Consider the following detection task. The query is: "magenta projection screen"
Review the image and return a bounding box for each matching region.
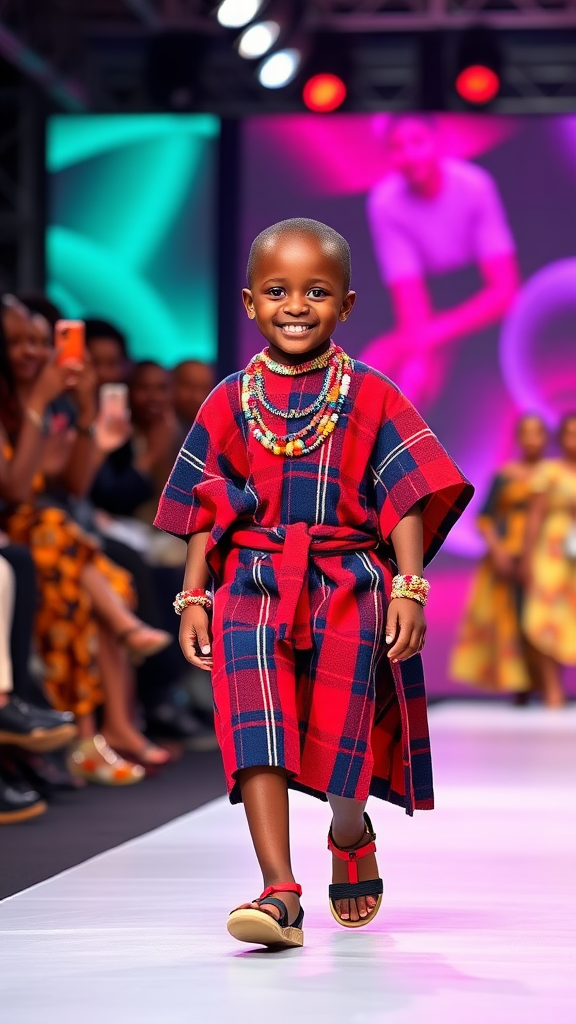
[238,114,576,695]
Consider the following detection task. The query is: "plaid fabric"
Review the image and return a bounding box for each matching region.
[155,356,473,813]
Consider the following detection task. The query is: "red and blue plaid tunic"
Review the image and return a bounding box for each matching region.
[155,357,473,814]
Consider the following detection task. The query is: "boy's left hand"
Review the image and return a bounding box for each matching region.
[385,598,426,663]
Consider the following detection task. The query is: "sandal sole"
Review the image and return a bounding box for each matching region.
[0,800,47,824]
[227,909,303,948]
[329,893,383,929]
[0,725,77,754]
[68,767,144,786]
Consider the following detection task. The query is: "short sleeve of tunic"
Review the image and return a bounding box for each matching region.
[366,370,474,565]
[154,375,251,546]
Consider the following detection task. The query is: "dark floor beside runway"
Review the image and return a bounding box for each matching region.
[0,750,226,900]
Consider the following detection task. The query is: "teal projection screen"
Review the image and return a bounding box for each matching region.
[46,114,220,366]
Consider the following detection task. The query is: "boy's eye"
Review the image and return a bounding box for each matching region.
[308,288,328,299]
[268,287,285,297]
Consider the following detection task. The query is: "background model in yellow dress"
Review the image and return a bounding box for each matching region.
[523,454,576,670]
[450,416,548,693]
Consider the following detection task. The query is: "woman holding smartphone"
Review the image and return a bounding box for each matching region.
[0,298,173,780]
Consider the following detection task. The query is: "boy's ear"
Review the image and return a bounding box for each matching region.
[339,290,356,322]
[242,288,256,319]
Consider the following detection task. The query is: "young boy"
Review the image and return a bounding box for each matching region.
[154,218,473,949]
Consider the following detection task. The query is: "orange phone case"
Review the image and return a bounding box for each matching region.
[54,320,86,366]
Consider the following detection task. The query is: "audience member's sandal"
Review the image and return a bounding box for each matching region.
[118,623,173,665]
[108,740,171,767]
[68,735,145,785]
[328,812,383,928]
[227,882,304,948]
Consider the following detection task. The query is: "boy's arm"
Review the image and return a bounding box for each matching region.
[386,505,426,663]
[179,530,213,671]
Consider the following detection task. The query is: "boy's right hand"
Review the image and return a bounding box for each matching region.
[179,605,213,671]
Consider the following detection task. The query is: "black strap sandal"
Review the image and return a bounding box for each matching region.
[227,882,304,948]
[328,812,384,928]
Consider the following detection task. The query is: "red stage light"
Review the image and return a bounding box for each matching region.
[303,73,346,113]
[455,64,500,104]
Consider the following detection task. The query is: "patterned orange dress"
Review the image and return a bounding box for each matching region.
[523,460,576,665]
[2,441,133,717]
[450,471,535,692]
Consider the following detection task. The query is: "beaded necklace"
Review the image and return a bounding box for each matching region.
[259,343,334,376]
[254,356,335,420]
[241,343,353,457]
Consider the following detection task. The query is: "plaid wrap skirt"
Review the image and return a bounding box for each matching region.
[211,523,426,811]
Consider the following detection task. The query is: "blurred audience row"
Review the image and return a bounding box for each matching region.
[0,292,215,824]
[451,413,576,707]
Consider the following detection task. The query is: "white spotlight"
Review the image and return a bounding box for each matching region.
[258,48,301,88]
[238,21,280,59]
[216,0,264,30]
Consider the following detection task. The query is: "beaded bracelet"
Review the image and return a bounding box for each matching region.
[173,589,213,616]
[390,574,430,607]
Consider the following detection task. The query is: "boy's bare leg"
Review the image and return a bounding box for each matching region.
[236,766,301,923]
[328,793,379,923]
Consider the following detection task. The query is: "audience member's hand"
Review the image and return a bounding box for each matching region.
[94,408,133,454]
[29,355,70,411]
[68,357,98,425]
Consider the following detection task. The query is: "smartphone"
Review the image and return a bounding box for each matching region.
[54,320,86,366]
[99,382,130,422]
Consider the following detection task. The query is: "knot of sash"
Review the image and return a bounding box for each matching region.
[230,523,378,650]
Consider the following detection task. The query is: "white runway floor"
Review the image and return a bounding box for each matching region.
[1,702,576,1024]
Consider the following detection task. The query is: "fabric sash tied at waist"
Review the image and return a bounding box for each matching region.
[230,523,378,650]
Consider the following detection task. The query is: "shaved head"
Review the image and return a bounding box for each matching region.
[247,218,351,291]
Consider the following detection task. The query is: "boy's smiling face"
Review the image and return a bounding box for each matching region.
[242,232,356,365]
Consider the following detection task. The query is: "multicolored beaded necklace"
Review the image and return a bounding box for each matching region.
[241,342,353,457]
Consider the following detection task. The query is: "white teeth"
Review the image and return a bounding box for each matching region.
[280,324,311,333]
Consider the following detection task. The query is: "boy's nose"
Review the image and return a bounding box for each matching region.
[282,298,309,315]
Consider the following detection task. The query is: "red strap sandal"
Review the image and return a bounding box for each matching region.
[328,812,384,928]
[227,882,304,948]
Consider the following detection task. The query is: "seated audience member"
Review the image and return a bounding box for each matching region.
[0,545,78,824]
[91,361,181,551]
[173,360,215,435]
[0,539,41,703]
[12,303,209,741]
[85,318,131,387]
[90,357,177,521]
[83,322,209,739]
[0,296,172,778]
[0,548,76,748]
[129,361,180,519]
